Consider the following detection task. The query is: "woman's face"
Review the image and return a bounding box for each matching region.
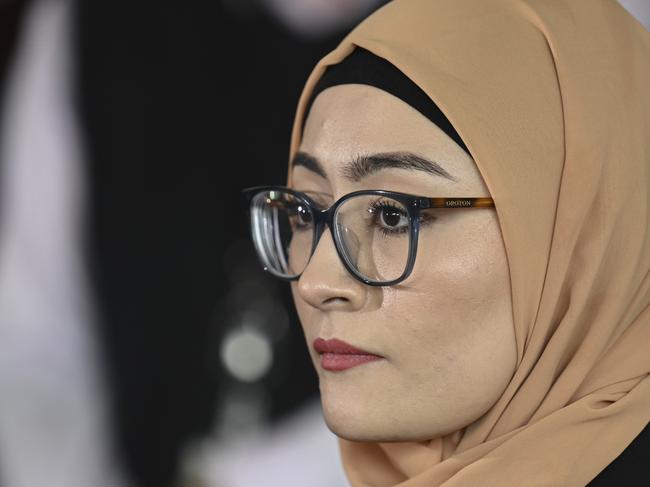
[290,84,516,442]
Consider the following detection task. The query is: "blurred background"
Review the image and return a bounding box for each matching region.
[0,1,647,487]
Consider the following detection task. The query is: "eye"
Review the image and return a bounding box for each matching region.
[369,200,410,235]
[379,205,408,229]
[289,203,313,231]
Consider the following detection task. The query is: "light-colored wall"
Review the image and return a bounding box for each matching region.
[618,0,650,31]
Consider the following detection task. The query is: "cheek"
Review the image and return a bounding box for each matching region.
[386,212,514,382]
[403,211,508,313]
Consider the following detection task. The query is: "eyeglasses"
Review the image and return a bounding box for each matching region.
[241,185,495,286]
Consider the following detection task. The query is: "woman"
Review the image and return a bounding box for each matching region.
[243,0,650,485]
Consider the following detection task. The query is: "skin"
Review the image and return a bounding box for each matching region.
[290,84,517,442]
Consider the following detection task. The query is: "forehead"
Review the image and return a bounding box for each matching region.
[302,84,437,156]
[298,84,487,192]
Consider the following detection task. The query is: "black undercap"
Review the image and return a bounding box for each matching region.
[302,46,471,157]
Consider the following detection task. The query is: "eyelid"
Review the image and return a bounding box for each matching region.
[299,189,333,207]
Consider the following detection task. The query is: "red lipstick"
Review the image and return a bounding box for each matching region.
[313,337,384,371]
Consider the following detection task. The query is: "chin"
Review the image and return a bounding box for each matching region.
[323,413,443,443]
[320,393,381,441]
[324,415,395,442]
[320,395,435,443]
[319,388,477,443]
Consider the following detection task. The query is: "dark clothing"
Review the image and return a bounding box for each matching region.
[587,422,649,485]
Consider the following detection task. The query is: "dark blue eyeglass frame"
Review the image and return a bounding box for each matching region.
[242,185,495,287]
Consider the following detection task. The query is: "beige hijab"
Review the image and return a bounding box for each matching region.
[286,0,650,485]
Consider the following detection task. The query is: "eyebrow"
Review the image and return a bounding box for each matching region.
[291,150,458,182]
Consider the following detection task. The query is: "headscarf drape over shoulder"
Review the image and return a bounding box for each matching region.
[287,1,650,485]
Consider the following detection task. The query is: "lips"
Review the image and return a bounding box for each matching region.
[313,337,384,371]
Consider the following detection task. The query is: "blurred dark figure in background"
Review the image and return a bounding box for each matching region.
[0,0,384,486]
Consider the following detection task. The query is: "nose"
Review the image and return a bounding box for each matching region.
[296,226,367,311]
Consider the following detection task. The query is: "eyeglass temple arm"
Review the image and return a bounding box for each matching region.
[425,197,494,208]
